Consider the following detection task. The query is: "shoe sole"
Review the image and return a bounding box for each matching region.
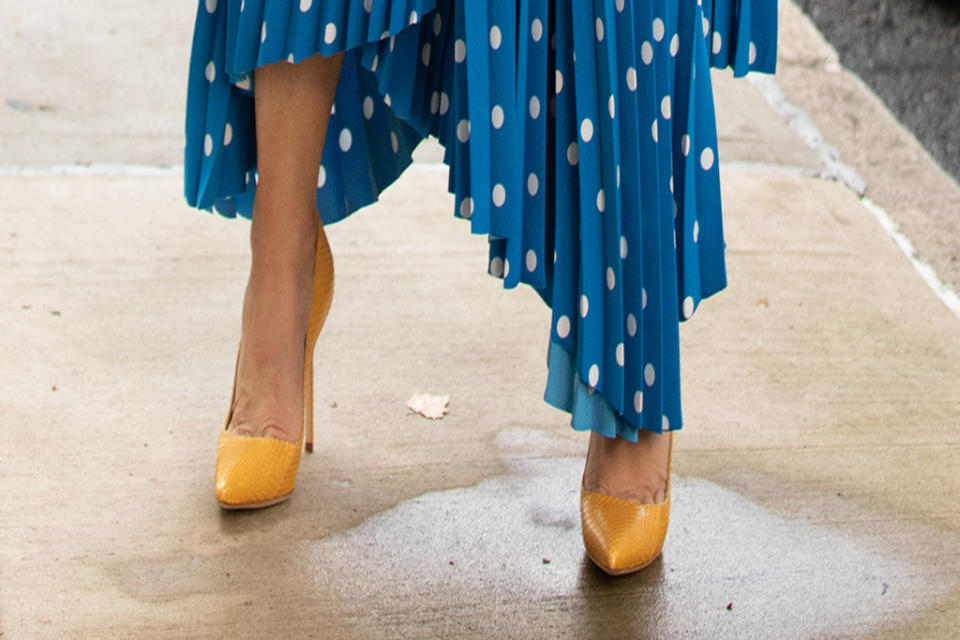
[585,549,663,576]
[217,491,293,510]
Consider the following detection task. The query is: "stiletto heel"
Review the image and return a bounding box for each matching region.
[215,220,334,509]
[580,432,674,575]
[303,352,314,454]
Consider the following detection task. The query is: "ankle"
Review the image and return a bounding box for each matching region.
[583,430,672,503]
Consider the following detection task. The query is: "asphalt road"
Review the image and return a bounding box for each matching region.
[797,0,960,184]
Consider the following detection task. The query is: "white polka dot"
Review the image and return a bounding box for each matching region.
[661,96,672,119]
[203,134,213,156]
[490,257,504,277]
[596,189,605,213]
[588,364,600,387]
[693,219,700,242]
[261,22,267,43]
[339,128,352,152]
[701,147,715,170]
[531,18,543,42]
[205,0,217,13]
[504,259,510,278]
[490,25,502,49]
[529,95,541,119]
[363,96,375,120]
[205,60,216,82]
[491,105,505,129]
[653,18,665,42]
[670,175,674,193]
[606,266,615,290]
[703,15,710,37]
[580,295,589,317]
[595,17,605,42]
[713,31,722,55]
[433,12,443,36]
[389,36,396,52]
[670,33,679,57]
[287,53,295,63]
[645,363,656,386]
[634,390,644,414]
[580,118,594,142]
[620,236,628,259]
[370,54,379,71]
[439,92,450,115]
[642,287,648,309]
[641,41,653,65]
[616,0,625,12]
[235,74,251,91]
[223,122,233,146]
[431,90,441,113]
[492,183,506,207]
[421,43,432,66]
[457,119,470,143]
[455,39,466,63]
[567,142,579,166]
[749,41,758,65]
[617,165,621,188]
[299,0,311,11]
[662,415,670,431]
[409,10,418,24]
[555,70,564,94]
[556,315,571,338]
[651,119,659,142]
[681,134,691,156]
[390,131,399,153]
[683,296,694,319]
[626,66,638,90]
[317,165,326,188]
[526,249,538,272]
[383,93,391,107]
[527,173,539,196]
[608,94,615,119]
[363,0,372,11]
[460,197,474,219]
[627,313,637,337]
[616,343,624,367]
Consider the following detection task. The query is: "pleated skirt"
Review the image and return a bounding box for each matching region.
[184,0,778,440]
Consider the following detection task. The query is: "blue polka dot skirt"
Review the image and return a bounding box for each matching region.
[184,0,778,441]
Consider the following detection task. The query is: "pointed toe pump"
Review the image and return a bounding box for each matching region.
[215,221,334,510]
[580,432,674,576]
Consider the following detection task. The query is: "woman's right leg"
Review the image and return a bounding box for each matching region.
[227,52,344,442]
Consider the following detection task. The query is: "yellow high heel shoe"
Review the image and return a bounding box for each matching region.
[580,432,674,575]
[214,220,334,509]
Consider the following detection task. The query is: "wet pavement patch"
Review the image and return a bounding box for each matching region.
[279,429,957,638]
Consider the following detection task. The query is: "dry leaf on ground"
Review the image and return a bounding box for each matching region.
[406,393,450,420]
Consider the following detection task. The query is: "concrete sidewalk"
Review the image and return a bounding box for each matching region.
[2,2,959,638]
